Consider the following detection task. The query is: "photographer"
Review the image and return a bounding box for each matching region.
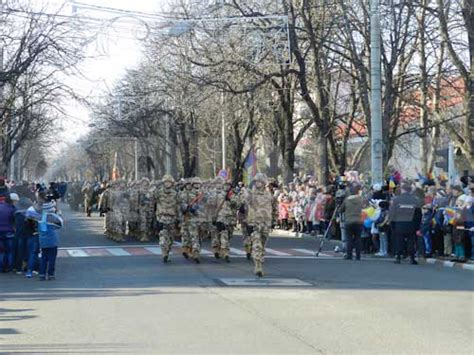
[339,184,364,260]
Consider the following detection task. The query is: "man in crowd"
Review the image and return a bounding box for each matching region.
[389,182,422,264]
[339,184,364,260]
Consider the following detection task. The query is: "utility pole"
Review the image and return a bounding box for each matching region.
[370,0,384,185]
[221,92,226,171]
[134,138,138,181]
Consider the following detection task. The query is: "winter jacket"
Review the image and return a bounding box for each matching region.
[0,201,16,234]
[389,193,422,232]
[25,203,63,249]
[340,195,364,225]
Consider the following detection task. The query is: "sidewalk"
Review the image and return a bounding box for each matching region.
[293,232,474,272]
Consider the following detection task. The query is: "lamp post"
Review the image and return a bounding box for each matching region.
[370,0,384,185]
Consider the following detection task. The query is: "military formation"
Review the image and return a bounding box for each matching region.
[91,173,276,277]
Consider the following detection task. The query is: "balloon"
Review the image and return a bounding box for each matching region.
[364,218,373,229]
[363,207,376,218]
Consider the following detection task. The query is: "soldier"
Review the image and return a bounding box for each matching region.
[213,177,239,262]
[155,175,178,262]
[179,177,205,263]
[128,181,140,240]
[110,179,129,242]
[81,181,94,217]
[243,173,276,277]
[98,181,114,239]
[137,178,155,242]
[237,186,252,260]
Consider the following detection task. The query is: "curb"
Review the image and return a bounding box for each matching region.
[421,258,474,271]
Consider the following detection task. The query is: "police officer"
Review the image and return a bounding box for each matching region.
[389,182,422,264]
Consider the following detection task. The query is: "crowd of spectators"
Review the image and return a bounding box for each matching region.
[272,172,474,262]
[0,179,64,279]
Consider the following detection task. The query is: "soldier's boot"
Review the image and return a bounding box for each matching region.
[116,233,126,242]
[213,247,220,259]
[193,250,201,264]
[140,233,151,243]
[223,252,230,263]
[163,253,170,263]
[245,245,252,260]
[182,247,191,259]
[254,260,264,277]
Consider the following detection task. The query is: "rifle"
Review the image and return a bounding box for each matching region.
[212,184,234,224]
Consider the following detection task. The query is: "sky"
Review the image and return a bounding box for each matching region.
[49,0,166,145]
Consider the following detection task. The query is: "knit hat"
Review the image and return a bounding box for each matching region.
[373,183,382,192]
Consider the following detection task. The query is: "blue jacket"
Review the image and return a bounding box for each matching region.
[25,205,63,249]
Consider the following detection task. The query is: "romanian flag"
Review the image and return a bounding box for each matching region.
[389,177,396,190]
[443,207,457,225]
[111,152,120,181]
[243,146,257,186]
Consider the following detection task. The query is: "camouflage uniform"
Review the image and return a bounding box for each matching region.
[155,175,178,262]
[213,177,240,262]
[109,179,129,242]
[178,177,205,263]
[243,173,276,277]
[137,178,155,242]
[98,182,113,238]
[82,182,94,217]
[127,181,140,239]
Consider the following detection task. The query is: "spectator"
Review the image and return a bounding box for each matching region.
[389,182,422,265]
[420,204,434,258]
[0,192,16,272]
[14,197,36,278]
[26,192,63,281]
[340,184,364,260]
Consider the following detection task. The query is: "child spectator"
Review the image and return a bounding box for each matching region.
[375,200,390,256]
[26,192,63,281]
[420,204,434,257]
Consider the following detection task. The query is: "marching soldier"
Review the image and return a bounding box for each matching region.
[243,173,276,277]
[110,179,129,242]
[212,177,239,262]
[82,181,94,217]
[155,175,178,262]
[98,181,113,239]
[137,178,155,242]
[179,177,205,263]
[128,180,140,240]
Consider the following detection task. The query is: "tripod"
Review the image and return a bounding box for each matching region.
[315,204,342,257]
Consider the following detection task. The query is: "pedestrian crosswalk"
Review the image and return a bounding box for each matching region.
[57,243,338,259]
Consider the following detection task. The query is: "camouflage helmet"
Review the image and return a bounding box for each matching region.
[253,173,267,183]
[213,176,225,185]
[162,174,174,184]
[139,177,150,187]
[191,177,202,185]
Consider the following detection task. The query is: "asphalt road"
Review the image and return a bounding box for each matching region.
[1,205,473,354]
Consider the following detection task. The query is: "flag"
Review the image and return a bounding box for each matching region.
[243,146,257,186]
[443,207,457,225]
[389,177,396,190]
[111,152,120,181]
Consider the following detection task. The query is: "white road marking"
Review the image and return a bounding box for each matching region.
[265,248,291,256]
[462,264,474,271]
[292,248,315,256]
[230,247,247,255]
[145,247,162,255]
[106,248,131,256]
[66,249,89,257]
[219,278,312,287]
